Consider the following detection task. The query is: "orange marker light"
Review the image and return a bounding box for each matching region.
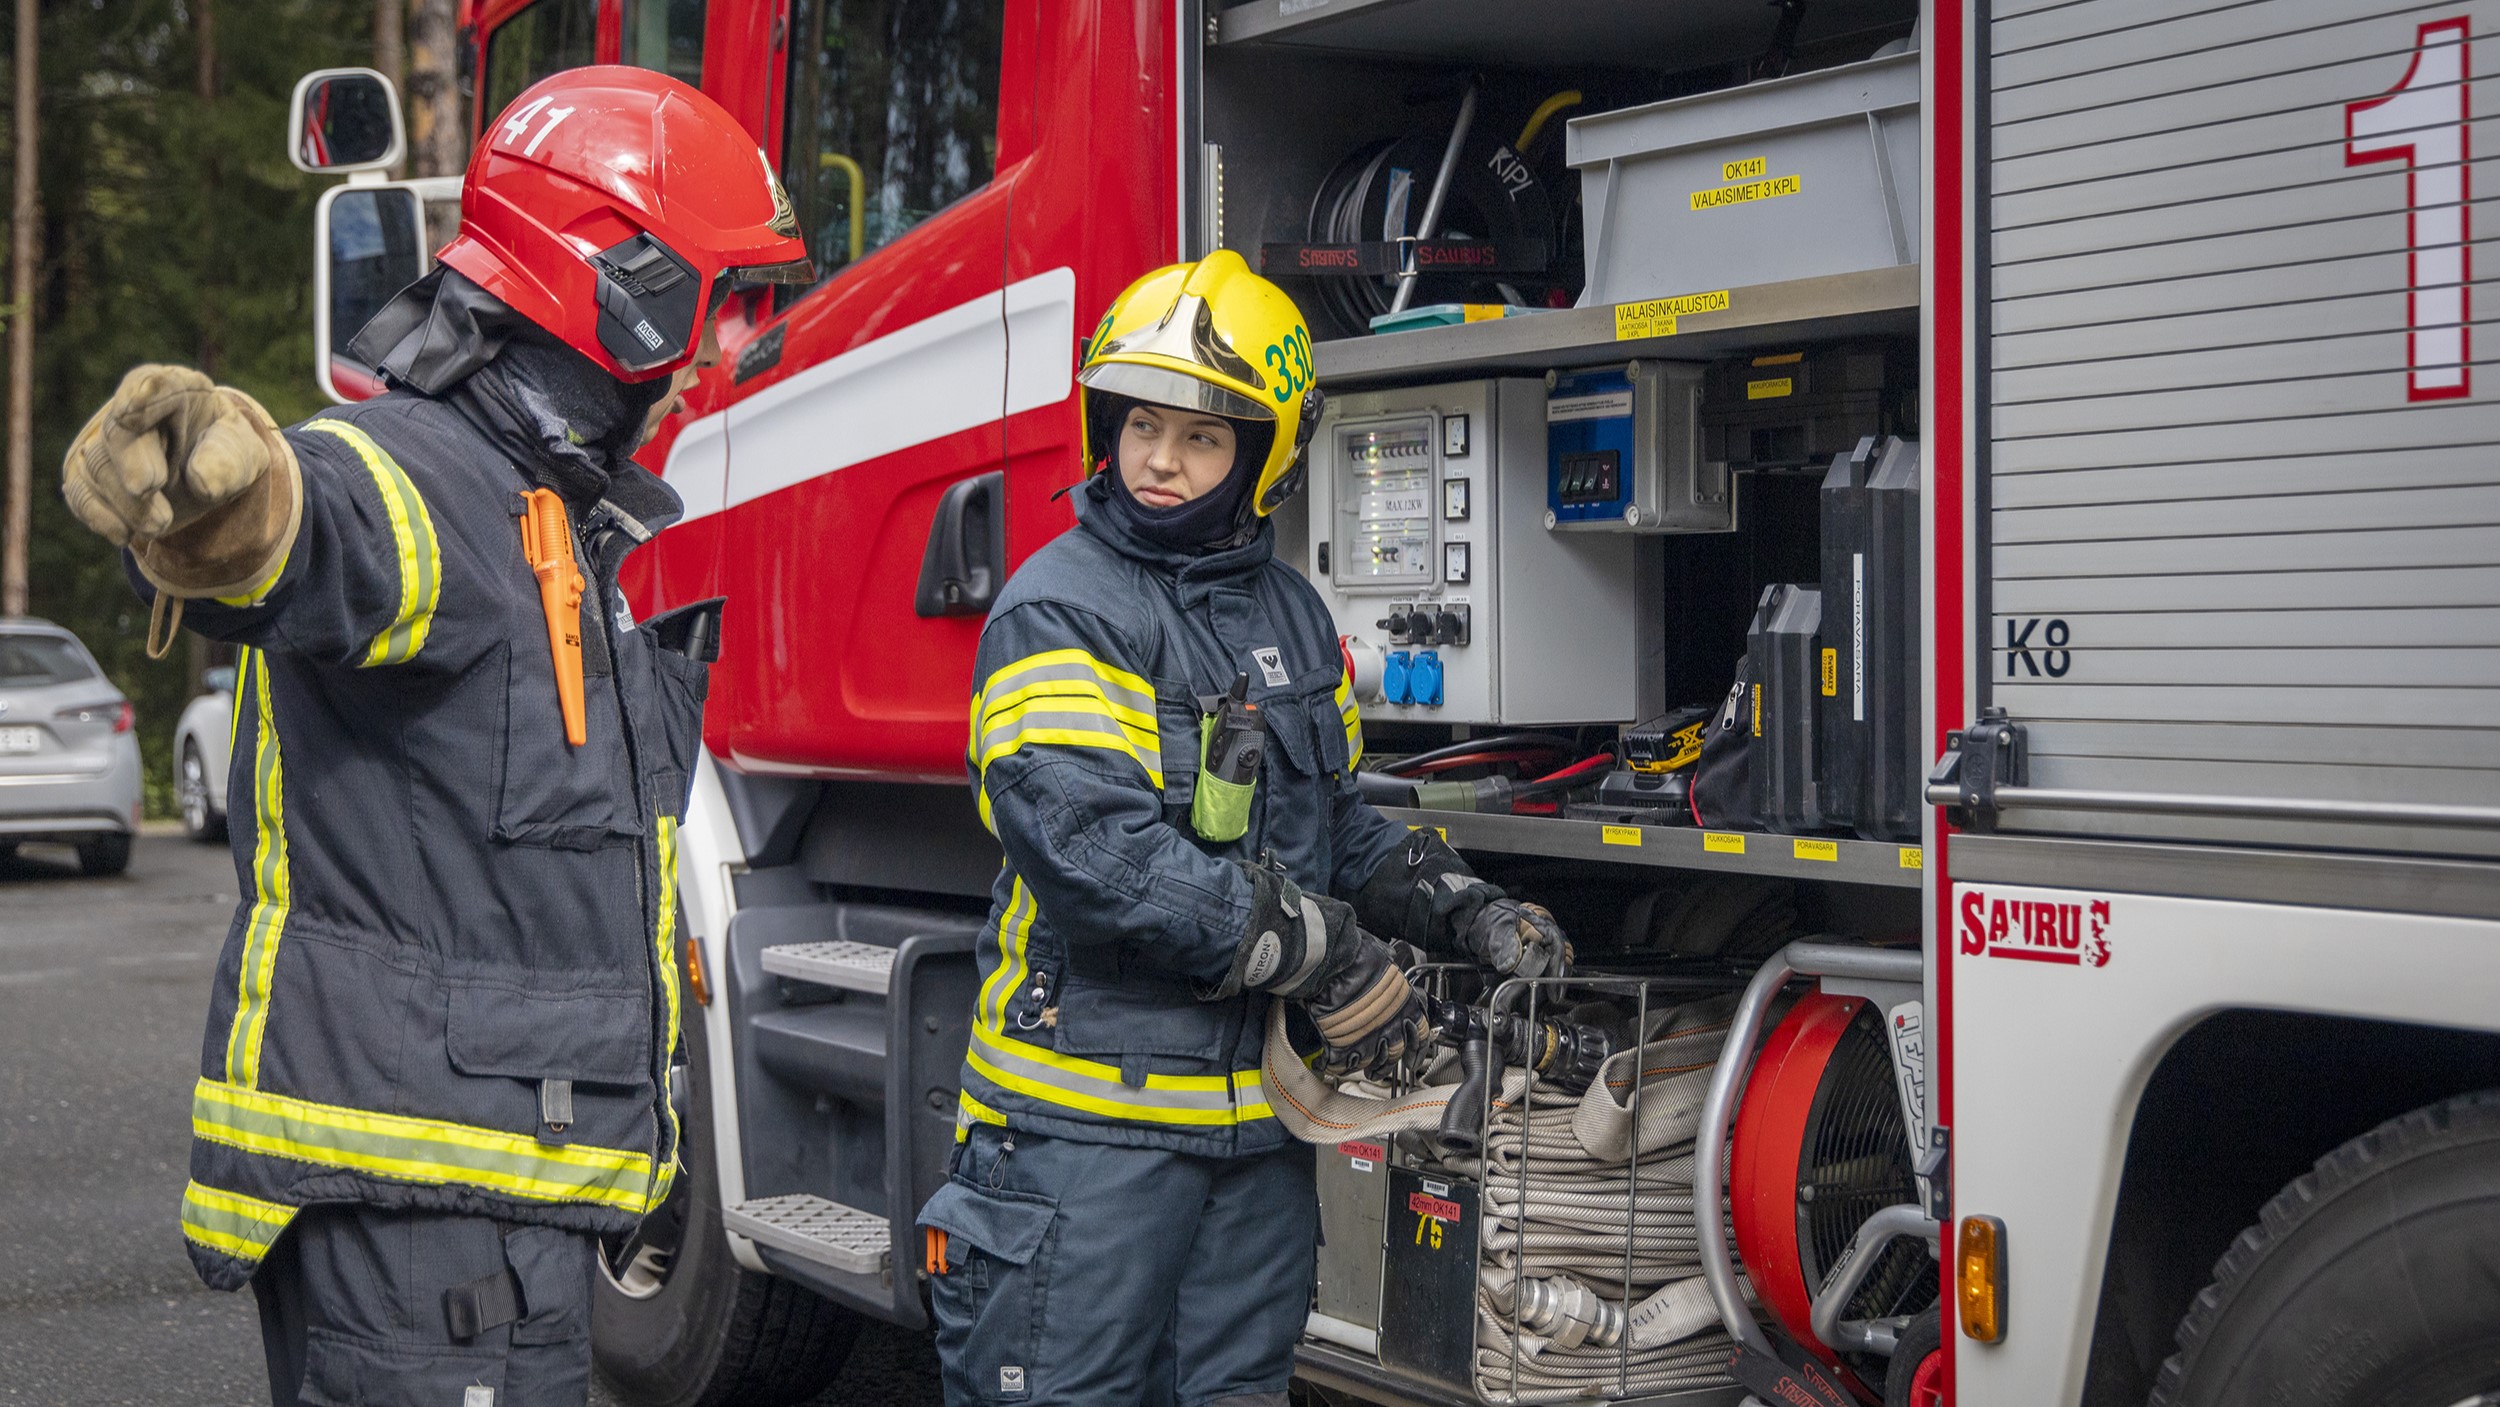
[683,935,711,1008]
[1958,1214,2006,1344]
[518,488,588,746]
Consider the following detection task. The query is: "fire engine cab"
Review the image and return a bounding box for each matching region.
[286,1,2500,1403]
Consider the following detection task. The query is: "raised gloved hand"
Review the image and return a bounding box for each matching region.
[1455,897,1572,980]
[1214,865,1429,1081]
[62,365,301,601]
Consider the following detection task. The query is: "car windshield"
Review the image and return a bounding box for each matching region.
[0,633,99,687]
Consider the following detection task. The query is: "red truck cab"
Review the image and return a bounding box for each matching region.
[462,0,1174,781]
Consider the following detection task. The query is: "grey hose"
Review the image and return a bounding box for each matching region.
[1261,996,1755,1402]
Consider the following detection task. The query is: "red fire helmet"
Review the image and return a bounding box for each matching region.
[440,66,816,382]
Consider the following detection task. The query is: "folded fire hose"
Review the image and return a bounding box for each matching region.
[1262,994,1748,1402]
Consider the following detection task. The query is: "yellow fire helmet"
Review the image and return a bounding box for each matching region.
[1078,250,1323,517]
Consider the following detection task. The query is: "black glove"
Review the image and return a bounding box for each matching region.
[1214,865,1428,1081]
[1455,898,1572,979]
[1355,831,1572,977]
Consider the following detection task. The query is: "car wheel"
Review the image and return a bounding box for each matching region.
[592,963,861,1405]
[180,740,226,843]
[2151,1090,2500,1407]
[76,833,133,877]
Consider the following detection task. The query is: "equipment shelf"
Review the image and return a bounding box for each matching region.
[1212,0,1913,73]
[1379,805,1924,889]
[1310,265,1918,390]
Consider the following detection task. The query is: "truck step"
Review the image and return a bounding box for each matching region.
[723,1194,891,1276]
[760,939,897,995]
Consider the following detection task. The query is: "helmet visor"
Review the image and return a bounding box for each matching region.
[1080,360,1271,424]
[725,256,819,286]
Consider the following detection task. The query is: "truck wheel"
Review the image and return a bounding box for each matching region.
[592,988,861,1405]
[2151,1089,2500,1407]
[77,833,133,876]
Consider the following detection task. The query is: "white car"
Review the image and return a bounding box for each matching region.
[0,619,144,874]
[173,665,238,843]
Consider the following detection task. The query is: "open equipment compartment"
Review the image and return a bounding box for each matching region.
[1186,5,1941,1403]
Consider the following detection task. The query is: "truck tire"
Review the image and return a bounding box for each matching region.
[592,989,861,1405]
[2151,1089,2500,1407]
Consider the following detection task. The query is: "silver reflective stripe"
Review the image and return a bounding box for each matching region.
[981,660,1157,718]
[1278,895,1331,995]
[969,1028,1241,1114]
[977,708,1163,770]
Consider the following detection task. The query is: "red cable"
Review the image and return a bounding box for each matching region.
[1404,749,1552,774]
[1528,753,1613,785]
[1689,774,1705,829]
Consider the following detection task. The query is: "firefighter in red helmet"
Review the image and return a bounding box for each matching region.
[59,69,810,1406]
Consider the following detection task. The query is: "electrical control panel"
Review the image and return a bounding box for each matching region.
[1544,361,1734,534]
[1305,378,1654,725]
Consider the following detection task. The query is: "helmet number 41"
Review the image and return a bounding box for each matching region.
[500,96,577,158]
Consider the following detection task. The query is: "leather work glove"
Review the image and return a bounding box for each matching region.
[62,364,301,600]
[1356,829,1572,978]
[1214,865,1430,1083]
[1455,897,1573,981]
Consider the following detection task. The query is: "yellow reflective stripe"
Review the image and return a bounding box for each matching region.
[191,1079,658,1212]
[225,651,289,1088]
[180,1180,295,1263]
[956,1090,1007,1140]
[966,1030,1272,1127]
[303,419,440,667]
[973,685,1164,789]
[1335,677,1363,767]
[972,879,1034,1033]
[975,648,1156,720]
[211,544,290,608]
[654,815,682,1201]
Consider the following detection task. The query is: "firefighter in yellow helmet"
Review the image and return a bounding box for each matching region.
[916,251,1568,1404]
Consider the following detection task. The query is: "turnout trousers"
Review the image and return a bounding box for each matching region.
[920,1124,1318,1407]
[252,1205,597,1407]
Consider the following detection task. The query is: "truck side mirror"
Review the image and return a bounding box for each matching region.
[289,68,406,174]
[316,184,428,403]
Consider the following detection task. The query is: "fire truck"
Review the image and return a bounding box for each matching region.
[285,1,2500,1403]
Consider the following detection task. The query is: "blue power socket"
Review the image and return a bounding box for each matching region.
[1383,650,1413,706]
[1409,650,1444,708]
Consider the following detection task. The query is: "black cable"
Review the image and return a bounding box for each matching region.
[1374,732,1577,777]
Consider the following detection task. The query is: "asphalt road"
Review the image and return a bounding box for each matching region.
[0,832,940,1406]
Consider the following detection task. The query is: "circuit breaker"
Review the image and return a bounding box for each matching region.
[1545,360,1734,534]
[1304,378,1653,725]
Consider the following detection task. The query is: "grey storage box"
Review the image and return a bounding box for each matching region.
[1569,51,1920,305]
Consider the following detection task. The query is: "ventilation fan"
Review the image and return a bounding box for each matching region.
[1730,989,1938,1387]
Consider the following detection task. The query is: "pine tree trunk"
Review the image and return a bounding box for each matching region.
[374,0,406,100]
[195,0,221,381]
[406,0,463,178]
[3,0,36,618]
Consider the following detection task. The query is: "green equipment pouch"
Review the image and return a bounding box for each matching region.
[1191,713,1256,843]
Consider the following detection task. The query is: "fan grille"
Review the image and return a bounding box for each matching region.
[1795,1007,1938,1324]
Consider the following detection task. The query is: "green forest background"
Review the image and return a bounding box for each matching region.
[8,0,387,814]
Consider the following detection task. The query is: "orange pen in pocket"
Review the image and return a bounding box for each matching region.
[518,488,588,747]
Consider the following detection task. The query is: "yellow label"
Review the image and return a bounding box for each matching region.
[1793,838,1839,863]
[1690,173,1803,211]
[1703,832,1746,855]
[1752,350,1805,366]
[1461,303,1506,322]
[1612,288,1732,341]
[1750,683,1762,737]
[1722,156,1768,182]
[1900,846,1925,870]
[1748,376,1795,400]
[1601,825,1643,848]
[1821,648,1838,697]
